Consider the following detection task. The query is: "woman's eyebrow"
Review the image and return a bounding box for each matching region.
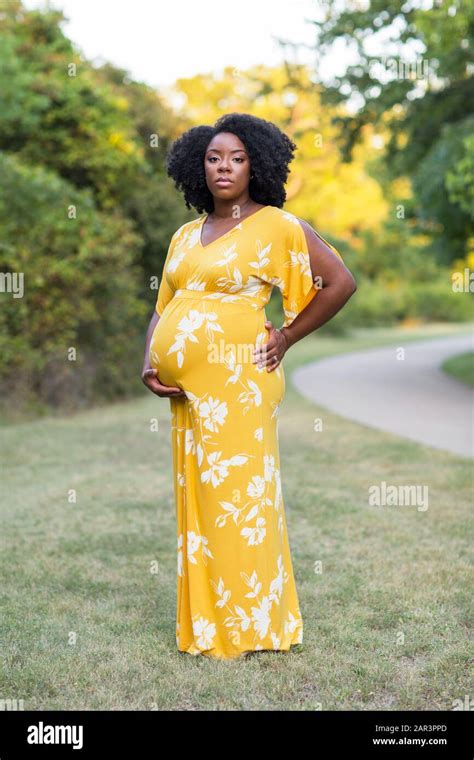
[206,148,248,154]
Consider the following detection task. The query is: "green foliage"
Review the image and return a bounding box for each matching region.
[442,351,474,387]
[0,2,143,207]
[0,0,188,264]
[0,152,146,410]
[335,275,472,329]
[446,133,474,220]
[413,116,474,263]
[308,0,474,262]
[0,0,189,414]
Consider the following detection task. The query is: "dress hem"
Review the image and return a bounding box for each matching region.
[177,639,303,661]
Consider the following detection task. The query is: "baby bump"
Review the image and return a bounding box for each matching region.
[149,298,283,398]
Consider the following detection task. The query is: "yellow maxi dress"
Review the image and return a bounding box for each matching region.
[149,204,342,659]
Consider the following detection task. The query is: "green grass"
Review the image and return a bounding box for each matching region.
[442,351,474,387]
[1,322,472,710]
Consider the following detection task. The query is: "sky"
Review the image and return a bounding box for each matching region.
[22,0,354,102]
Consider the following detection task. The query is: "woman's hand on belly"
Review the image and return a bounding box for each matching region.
[141,367,186,398]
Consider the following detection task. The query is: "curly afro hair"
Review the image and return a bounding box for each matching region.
[165,113,297,214]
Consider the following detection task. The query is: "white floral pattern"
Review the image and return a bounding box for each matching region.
[210,555,303,648]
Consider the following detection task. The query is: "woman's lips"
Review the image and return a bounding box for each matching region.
[216,178,233,185]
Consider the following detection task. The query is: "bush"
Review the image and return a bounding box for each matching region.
[298,275,473,332]
[0,153,146,418]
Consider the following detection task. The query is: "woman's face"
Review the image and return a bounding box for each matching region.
[203,132,251,201]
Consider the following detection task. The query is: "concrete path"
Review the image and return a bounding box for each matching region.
[292,333,474,458]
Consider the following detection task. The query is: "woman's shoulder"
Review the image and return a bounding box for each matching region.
[264,206,307,244]
[170,216,202,246]
[173,218,199,236]
[266,205,304,228]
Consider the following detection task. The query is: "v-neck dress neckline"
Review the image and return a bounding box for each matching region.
[199,205,270,249]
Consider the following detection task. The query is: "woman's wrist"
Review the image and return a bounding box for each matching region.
[279,326,292,350]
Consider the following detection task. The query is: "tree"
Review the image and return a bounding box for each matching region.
[297,0,474,262]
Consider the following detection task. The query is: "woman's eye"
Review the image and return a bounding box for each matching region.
[207,156,244,163]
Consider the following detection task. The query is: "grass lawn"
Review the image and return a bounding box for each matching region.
[442,351,474,387]
[1,322,472,710]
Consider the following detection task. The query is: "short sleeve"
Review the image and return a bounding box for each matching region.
[272,215,344,328]
[155,233,178,316]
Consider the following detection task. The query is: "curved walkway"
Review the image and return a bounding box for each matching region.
[291,334,474,458]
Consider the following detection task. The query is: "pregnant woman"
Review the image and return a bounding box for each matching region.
[142,113,357,660]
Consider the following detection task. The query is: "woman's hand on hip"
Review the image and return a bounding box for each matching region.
[252,320,290,372]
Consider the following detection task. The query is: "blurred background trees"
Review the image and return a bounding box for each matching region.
[0,0,472,418]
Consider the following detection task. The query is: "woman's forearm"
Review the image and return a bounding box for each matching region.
[143,310,160,372]
[281,281,356,349]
